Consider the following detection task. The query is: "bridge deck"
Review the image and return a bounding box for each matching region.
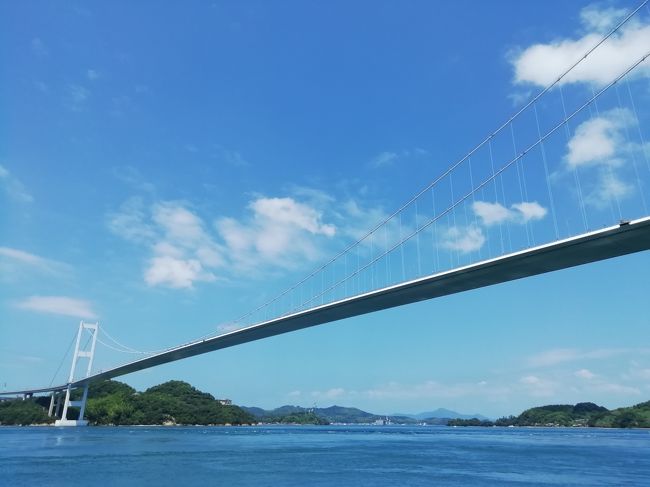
[4,216,650,396]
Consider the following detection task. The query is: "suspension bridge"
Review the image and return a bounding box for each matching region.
[3,3,650,425]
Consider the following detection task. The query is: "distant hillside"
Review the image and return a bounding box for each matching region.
[243,405,418,424]
[396,408,490,421]
[450,401,650,428]
[0,380,254,426]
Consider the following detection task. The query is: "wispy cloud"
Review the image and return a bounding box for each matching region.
[369,149,429,168]
[511,5,650,87]
[30,37,48,56]
[472,200,547,226]
[216,197,336,271]
[519,375,557,398]
[145,202,223,289]
[526,347,638,367]
[574,368,596,380]
[86,69,100,81]
[109,195,337,289]
[364,379,504,400]
[111,166,156,193]
[65,84,90,111]
[441,225,485,253]
[0,247,69,276]
[580,5,628,33]
[0,165,33,203]
[370,151,399,168]
[107,197,157,243]
[566,108,633,168]
[210,145,250,167]
[311,387,346,399]
[562,108,641,208]
[15,296,98,319]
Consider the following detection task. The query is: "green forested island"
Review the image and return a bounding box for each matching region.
[448,401,650,428]
[1,380,649,428]
[0,380,254,426]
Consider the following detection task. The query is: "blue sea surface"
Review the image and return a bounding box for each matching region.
[1,425,649,486]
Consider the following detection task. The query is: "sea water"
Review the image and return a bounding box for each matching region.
[1,425,649,486]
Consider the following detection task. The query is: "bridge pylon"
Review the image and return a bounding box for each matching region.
[54,321,98,427]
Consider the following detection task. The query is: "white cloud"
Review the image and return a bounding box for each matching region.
[252,197,335,237]
[566,109,633,167]
[472,200,547,226]
[580,6,628,33]
[574,368,596,380]
[112,166,156,193]
[627,367,650,380]
[511,6,650,87]
[153,203,208,246]
[364,379,509,400]
[146,203,224,288]
[590,382,640,395]
[0,165,33,203]
[216,197,336,270]
[210,146,250,167]
[109,200,224,289]
[441,224,486,253]
[519,375,557,397]
[144,255,215,289]
[369,149,429,168]
[0,247,48,267]
[511,202,548,222]
[109,195,337,288]
[337,199,392,243]
[288,390,301,397]
[527,347,632,367]
[563,108,639,207]
[0,247,69,275]
[311,387,346,399]
[65,84,90,111]
[371,151,399,168]
[107,197,156,243]
[86,69,100,80]
[472,201,512,226]
[507,89,533,107]
[15,296,97,319]
[586,170,633,208]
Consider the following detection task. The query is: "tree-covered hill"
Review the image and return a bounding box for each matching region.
[242,404,418,424]
[0,397,53,425]
[450,401,650,428]
[589,400,650,428]
[1,380,254,426]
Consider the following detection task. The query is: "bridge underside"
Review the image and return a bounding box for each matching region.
[4,216,650,396]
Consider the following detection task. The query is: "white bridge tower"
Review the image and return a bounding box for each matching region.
[54,321,98,427]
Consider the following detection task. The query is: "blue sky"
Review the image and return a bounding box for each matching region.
[1,1,649,418]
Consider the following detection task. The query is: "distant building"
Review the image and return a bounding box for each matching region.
[217,399,232,406]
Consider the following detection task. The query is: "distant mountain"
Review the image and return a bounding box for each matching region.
[240,406,267,418]
[317,406,377,423]
[243,404,418,424]
[395,409,490,421]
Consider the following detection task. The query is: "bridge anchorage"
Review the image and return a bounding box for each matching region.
[53,321,98,427]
